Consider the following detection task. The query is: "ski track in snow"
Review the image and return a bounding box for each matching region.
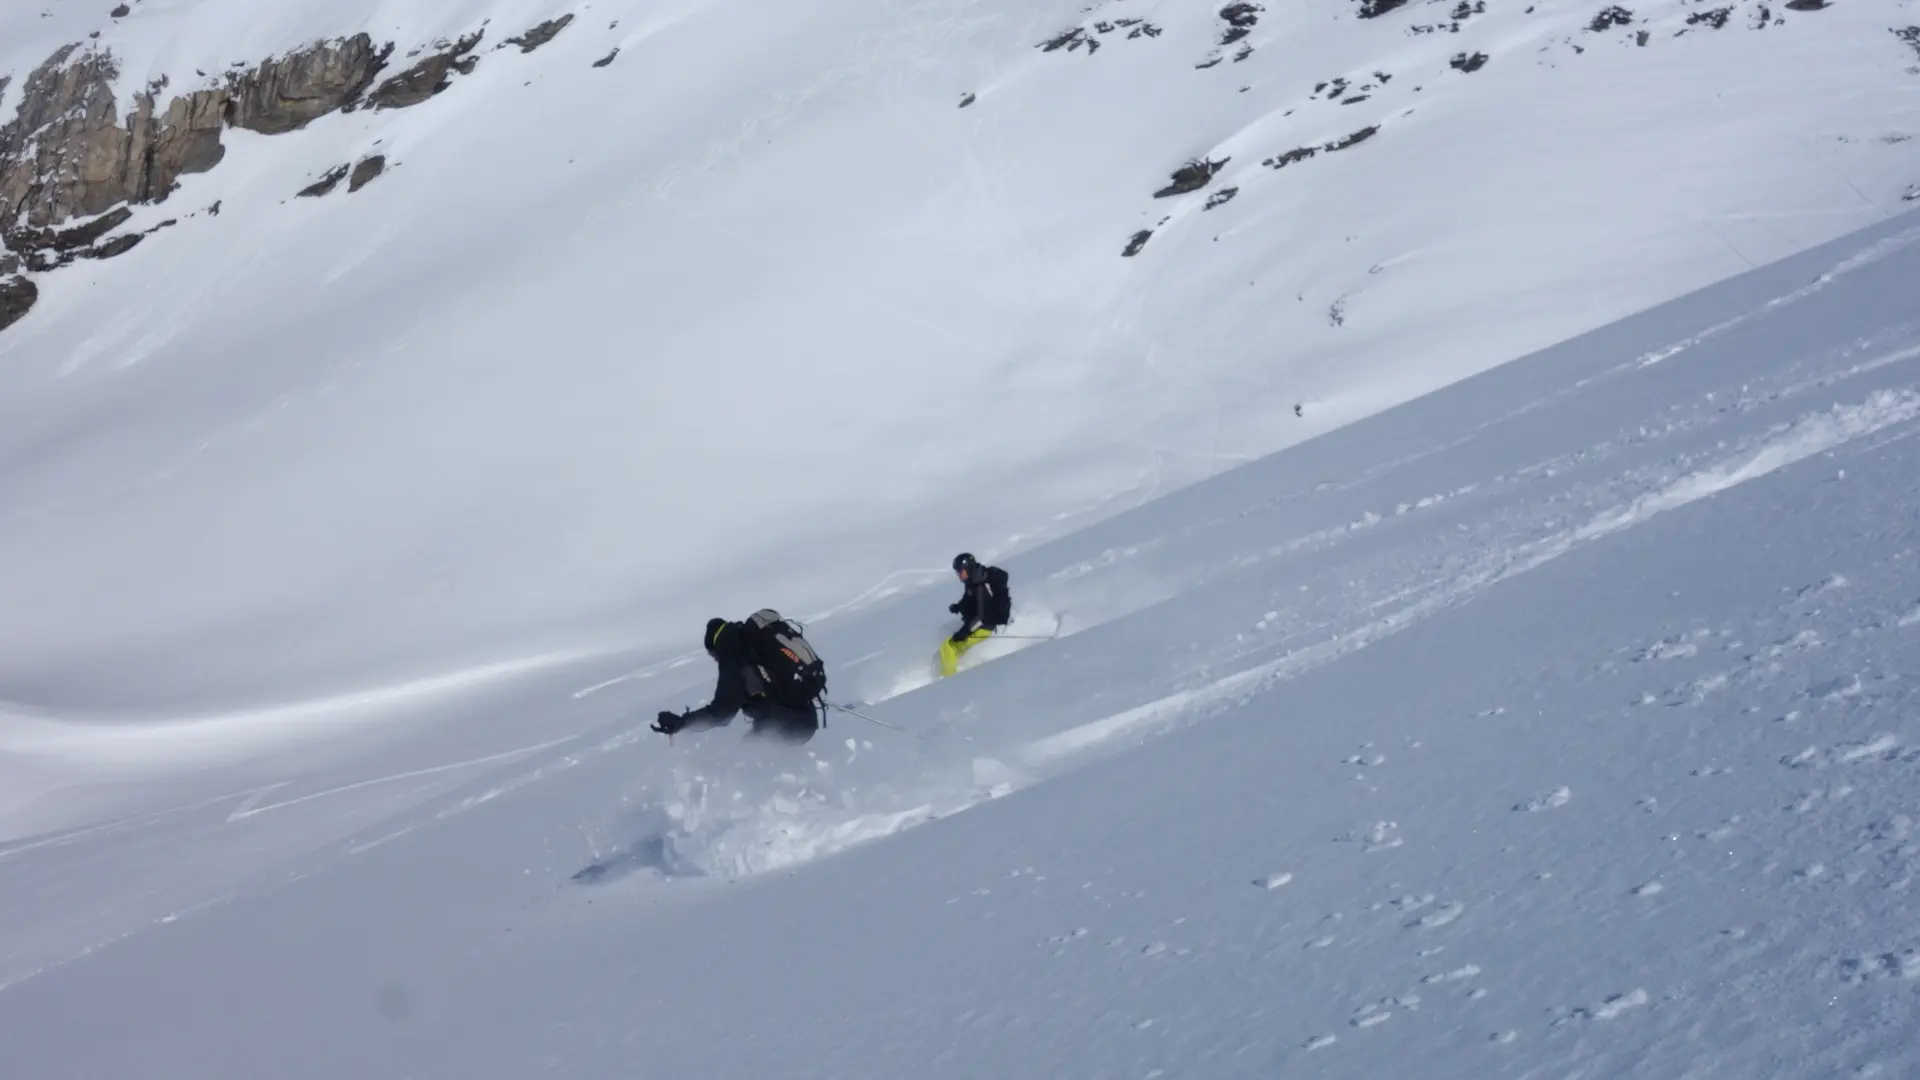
[575,232,1920,884]
[5,218,1917,1003]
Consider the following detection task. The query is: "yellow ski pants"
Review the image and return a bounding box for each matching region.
[939,627,994,676]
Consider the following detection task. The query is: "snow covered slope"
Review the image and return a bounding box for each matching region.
[0,0,1914,722]
[3,197,1918,1076]
[3,0,1919,1072]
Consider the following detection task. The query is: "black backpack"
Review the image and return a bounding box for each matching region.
[983,566,1013,627]
[742,608,828,708]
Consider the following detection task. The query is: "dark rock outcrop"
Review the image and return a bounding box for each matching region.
[4,205,169,269]
[1203,187,1239,210]
[298,164,350,198]
[1039,27,1099,54]
[506,15,575,53]
[0,37,392,230]
[348,155,387,192]
[85,232,142,259]
[1263,126,1378,169]
[1358,0,1409,19]
[4,206,134,269]
[1219,4,1263,45]
[1588,6,1634,31]
[367,32,484,110]
[593,48,620,68]
[1121,229,1153,257]
[1325,125,1378,151]
[1266,146,1317,169]
[1451,51,1489,72]
[227,35,391,133]
[0,275,35,331]
[1154,157,1229,198]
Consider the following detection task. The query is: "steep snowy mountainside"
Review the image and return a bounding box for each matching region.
[0,0,1913,721]
[2,203,1917,1080]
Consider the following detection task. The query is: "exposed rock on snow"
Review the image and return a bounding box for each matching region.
[0,30,452,325]
[1039,27,1098,55]
[0,273,34,331]
[1589,6,1635,32]
[227,35,391,134]
[506,15,576,54]
[1412,0,1485,35]
[86,230,143,260]
[298,164,351,198]
[1042,18,1162,57]
[349,155,388,193]
[2,205,146,269]
[5,205,132,257]
[1358,0,1410,20]
[1263,126,1379,170]
[0,36,389,232]
[367,32,483,110]
[1154,157,1229,198]
[1219,4,1264,45]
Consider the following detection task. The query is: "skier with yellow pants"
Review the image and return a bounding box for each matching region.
[940,552,1012,676]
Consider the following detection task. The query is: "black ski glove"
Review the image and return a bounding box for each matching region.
[948,602,961,614]
[652,710,684,736]
[949,628,973,644]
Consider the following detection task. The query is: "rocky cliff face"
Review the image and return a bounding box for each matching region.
[225,34,391,135]
[0,46,130,228]
[0,35,391,233]
[0,15,576,336]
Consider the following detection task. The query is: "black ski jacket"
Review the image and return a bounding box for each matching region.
[677,622,819,733]
[954,565,1013,635]
[679,623,762,727]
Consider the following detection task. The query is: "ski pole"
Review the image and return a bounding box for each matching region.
[827,702,916,736]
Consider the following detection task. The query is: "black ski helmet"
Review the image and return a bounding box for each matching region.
[952,552,979,578]
[704,617,728,652]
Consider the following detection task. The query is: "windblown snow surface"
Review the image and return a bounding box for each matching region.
[3,205,1919,1076]
[3,0,1920,1076]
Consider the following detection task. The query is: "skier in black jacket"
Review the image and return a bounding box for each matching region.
[941,552,1012,676]
[652,617,820,743]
